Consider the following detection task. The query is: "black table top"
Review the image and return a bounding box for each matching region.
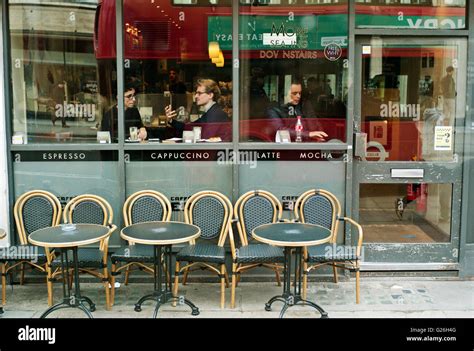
[28,224,111,248]
[252,222,331,247]
[120,221,200,245]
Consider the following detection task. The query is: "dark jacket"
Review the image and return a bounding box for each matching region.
[171,103,229,139]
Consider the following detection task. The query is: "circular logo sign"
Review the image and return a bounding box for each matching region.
[324,43,342,62]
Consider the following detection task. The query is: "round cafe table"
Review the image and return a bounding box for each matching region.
[28,224,111,318]
[121,221,201,318]
[252,222,332,318]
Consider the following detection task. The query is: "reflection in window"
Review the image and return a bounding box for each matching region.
[360,183,452,243]
[9,0,115,144]
[356,0,466,29]
[360,38,466,162]
[95,0,233,143]
[238,3,348,142]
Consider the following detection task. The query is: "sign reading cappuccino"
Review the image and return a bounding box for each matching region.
[127,150,225,162]
[13,151,118,162]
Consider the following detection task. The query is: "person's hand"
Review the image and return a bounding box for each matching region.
[309,131,328,141]
[165,104,177,121]
[138,127,147,141]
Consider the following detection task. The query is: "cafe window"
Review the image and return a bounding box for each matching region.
[355,0,466,29]
[9,0,115,144]
[238,1,348,143]
[104,0,233,144]
[360,37,467,162]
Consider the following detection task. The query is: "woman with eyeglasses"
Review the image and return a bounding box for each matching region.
[165,79,229,140]
[101,85,147,142]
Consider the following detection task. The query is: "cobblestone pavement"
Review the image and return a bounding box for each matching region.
[1,278,473,318]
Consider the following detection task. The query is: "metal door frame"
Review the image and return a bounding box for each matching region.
[352,36,466,270]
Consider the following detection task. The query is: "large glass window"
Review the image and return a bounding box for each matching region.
[355,0,466,29]
[360,37,466,161]
[9,0,115,144]
[238,0,348,143]
[101,0,233,144]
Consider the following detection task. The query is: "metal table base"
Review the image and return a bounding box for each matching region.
[41,248,96,319]
[133,245,199,318]
[264,247,328,318]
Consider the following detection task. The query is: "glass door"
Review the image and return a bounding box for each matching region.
[353,37,466,266]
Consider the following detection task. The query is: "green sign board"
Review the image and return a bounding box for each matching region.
[356,15,465,29]
[208,15,348,51]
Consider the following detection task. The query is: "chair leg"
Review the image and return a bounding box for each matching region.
[172,261,180,307]
[46,265,53,307]
[220,264,225,309]
[182,266,190,285]
[124,265,131,286]
[20,262,25,285]
[104,268,111,311]
[355,270,360,304]
[224,269,230,288]
[302,261,308,300]
[68,269,74,290]
[332,264,338,284]
[275,265,282,287]
[1,263,6,306]
[231,263,237,309]
[110,263,117,306]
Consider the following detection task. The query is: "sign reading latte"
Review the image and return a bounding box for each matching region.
[13,151,118,162]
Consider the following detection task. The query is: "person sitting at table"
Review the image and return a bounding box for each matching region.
[165,78,229,140]
[101,85,147,141]
[266,79,328,141]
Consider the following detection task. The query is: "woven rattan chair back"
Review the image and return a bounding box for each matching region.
[123,190,172,227]
[184,191,233,246]
[63,194,113,226]
[294,189,341,243]
[13,190,62,245]
[234,190,282,246]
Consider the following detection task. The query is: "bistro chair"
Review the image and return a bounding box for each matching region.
[173,191,233,309]
[51,194,116,310]
[1,190,62,307]
[294,189,363,304]
[110,190,172,306]
[230,190,285,309]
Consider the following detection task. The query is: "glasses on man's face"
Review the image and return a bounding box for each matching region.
[194,90,208,96]
[124,94,136,100]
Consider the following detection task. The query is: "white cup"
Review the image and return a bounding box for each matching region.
[183,131,194,143]
[193,126,202,142]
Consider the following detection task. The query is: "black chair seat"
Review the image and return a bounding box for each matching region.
[0,245,48,262]
[236,244,284,264]
[307,244,359,263]
[111,245,154,264]
[52,248,104,268]
[176,244,225,264]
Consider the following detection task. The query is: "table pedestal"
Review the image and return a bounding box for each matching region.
[133,245,199,318]
[264,247,328,318]
[41,248,95,318]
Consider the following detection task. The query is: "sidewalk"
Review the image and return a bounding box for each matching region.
[1,278,473,318]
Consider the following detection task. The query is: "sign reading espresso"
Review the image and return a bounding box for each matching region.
[13,151,118,162]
